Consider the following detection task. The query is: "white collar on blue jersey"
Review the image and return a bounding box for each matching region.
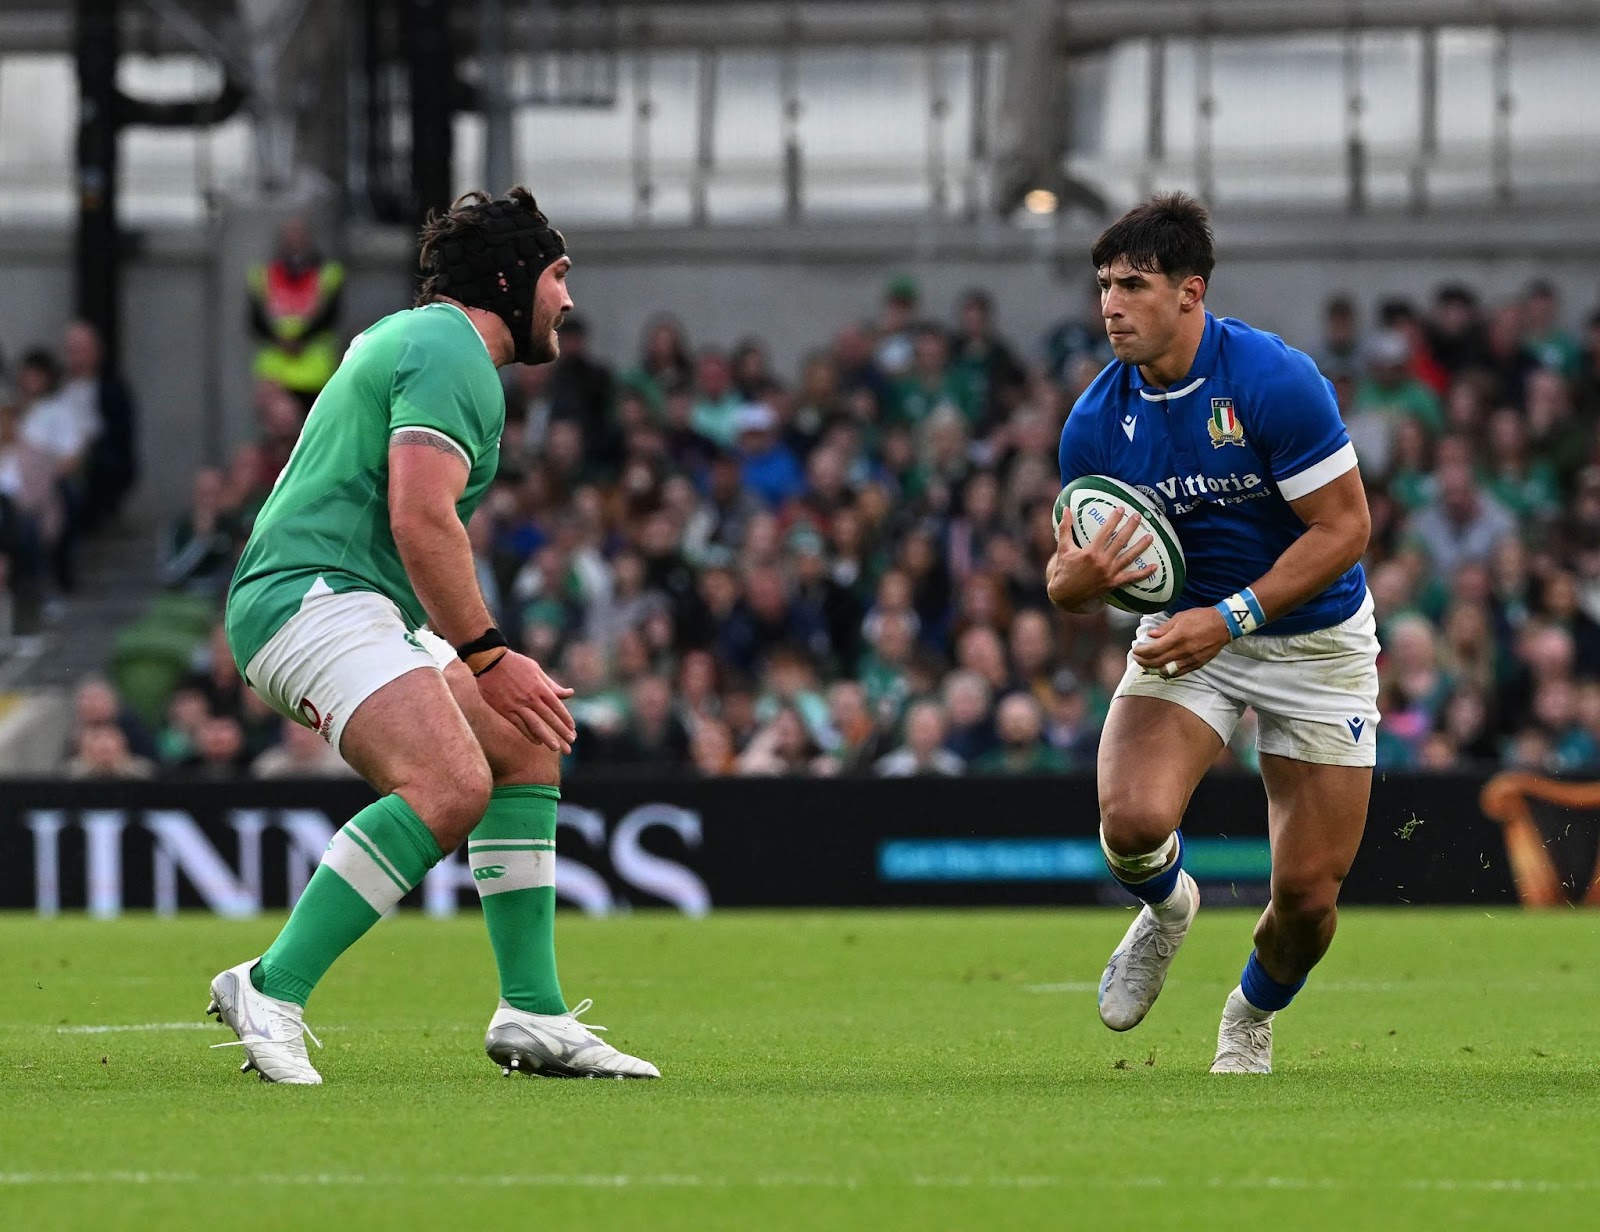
[1127,311,1223,403]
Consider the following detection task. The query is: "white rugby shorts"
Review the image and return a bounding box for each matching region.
[244,581,457,753]
[1114,591,1380,768]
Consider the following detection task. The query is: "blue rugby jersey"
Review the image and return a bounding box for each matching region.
[1057,312,1365,636]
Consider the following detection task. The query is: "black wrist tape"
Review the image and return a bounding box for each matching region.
[456,627,508,661]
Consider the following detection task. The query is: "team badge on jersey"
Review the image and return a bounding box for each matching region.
[1208,398,1245,448]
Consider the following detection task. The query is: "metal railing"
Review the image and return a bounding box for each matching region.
[1,10,1598,226]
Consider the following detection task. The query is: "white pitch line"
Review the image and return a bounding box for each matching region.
[53,1022,219,1035]
[0,1172,1593,1194]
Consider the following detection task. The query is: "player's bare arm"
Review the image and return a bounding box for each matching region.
[389,436,576,753]
[1046,505,1157,614]
[1133,469,1370,678]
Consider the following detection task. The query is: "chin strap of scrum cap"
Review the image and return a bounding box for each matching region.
[430,195,566,364]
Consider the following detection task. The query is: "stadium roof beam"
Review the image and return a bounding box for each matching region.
[5,1,1600,55]
[488,1,1600,52]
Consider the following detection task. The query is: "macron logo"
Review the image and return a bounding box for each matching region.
[1122,415,1137,441]
[1346,717,1366,742]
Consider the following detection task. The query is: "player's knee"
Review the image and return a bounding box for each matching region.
[399,754,493,851]
[1098,791,1181,857]
[489,741,562,789]
[1270,869,1345,924]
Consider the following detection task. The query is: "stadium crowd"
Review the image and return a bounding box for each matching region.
[7,251,1600,779]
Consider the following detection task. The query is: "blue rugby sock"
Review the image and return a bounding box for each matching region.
[1240,951,1306,1013]
[1104,830,1186,906]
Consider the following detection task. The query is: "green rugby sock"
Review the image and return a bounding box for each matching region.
[470,784,567,1015]
[252,794,444,1007]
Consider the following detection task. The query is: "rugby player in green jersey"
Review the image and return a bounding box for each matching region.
[207,189,657,1083]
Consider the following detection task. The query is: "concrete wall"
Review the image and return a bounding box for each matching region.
[5,213,1600,526]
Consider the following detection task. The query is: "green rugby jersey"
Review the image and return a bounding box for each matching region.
[226,302,503,673]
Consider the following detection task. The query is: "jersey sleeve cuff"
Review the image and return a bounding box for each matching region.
[389,424,472,467]
[1277,441,1357,502]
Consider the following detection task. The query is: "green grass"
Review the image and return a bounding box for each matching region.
[2,909,1598,1231]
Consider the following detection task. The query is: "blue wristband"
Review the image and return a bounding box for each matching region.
[1214,588,1266,640]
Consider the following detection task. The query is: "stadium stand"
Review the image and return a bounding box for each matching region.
[7,269,1600,781]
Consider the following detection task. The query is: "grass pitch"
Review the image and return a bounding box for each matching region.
[1,908,1597,1231]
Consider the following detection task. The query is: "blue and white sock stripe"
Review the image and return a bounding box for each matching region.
[325,824,415,913]
[467,840,556,896]
[1214,587,1266,640]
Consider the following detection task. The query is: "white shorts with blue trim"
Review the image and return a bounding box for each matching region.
[1113,590,1380,768]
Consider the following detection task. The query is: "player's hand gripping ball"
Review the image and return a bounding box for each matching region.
[1052,475,1186,615]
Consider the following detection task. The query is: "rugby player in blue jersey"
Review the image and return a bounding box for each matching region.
[1046,194,1377,1073]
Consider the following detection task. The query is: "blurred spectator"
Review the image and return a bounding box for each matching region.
[67,722,156,779]
[833,321,894,411]
[0,395,51,638]
[1521,279,1580,378]
[736,703,823,775]
[547,314,618,469]
[253,382,308,485]
[731,337,775,402]
[624,314,693,407]
[49,322,137,530]
[1482,303,1539,408]
[1579,309,1600,411]
[893,324,978,429]
[248,216,344,409]
[1405,460,1515,578]
[971,692,1071,774]
[177,715,250,780]
[858,608,917,721]
[1315,294,1362,379]
[252,719,356,778]
[941,669,997,761]
[950,289,1026,428]
[875,699,964,776]
[1377,297,1450,395]
[1426,284,1488,377]
[1348,330,1443,476]
[608,674,693,770]
[1008,608,1058,700]
[1039,278,1111,387]
[735,405,804,508]
[821,680,885,772]
[1042,668,1094,763]
[691,349,741,446]
[1523,368,1588,486]
[1481,409,1559,521]
[187,625,246,719]
[155,686,212,766]
[875,275,920,377]
[72,677,156,761]
[15,345,91,592]
[159,467,239,597]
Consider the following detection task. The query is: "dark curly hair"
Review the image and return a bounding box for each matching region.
[1090,191,1215,286]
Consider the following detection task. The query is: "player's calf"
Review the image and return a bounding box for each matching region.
[1211,877,1341,1074]
[1255,873,1343,981]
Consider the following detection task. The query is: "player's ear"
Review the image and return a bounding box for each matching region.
[1181,274,1206,311]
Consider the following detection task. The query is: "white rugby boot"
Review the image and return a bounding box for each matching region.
[205,959,323,1084]
[486,998,660,1080]
[1097,870,1200,1031]
[1210,986,1275,1074]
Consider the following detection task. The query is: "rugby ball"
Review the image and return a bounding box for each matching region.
[1052,475,1186,614]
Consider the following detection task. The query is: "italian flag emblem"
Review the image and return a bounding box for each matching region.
[1208,398,1245,448]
